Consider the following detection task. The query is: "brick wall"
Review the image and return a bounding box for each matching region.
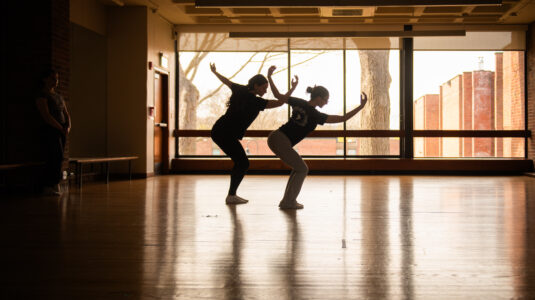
[4,1,53,163]
[462,72,473,156]
[472,71,495,157]
[52,0,70,101]
[494,53,504,156]
[527,23,535,161]
[52,0,70,174]
[414,96,425,156]
[414,95,440,157]
[441,75,463,156]
[503,52,525,157]
[1,0,70,186]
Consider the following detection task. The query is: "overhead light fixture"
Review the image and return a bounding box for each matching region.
[196,0,501,7]
[229,30,466,38]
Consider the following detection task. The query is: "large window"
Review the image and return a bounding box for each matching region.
[413,50,525,158]
[178,51,288,131]
[176,32,528,159]
[178,36,401,157]
[290,50,345,131]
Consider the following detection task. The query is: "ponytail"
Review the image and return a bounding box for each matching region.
[306,85,329,100]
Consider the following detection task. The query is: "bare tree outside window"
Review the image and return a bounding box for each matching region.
[178,35,397,156]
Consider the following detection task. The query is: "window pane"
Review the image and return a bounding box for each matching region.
[414,51,525,131]
[178,137,215,156]
[346,50,400,130]
[413,31,525,51]
[178,51,288,131]
[179,137,275,156]
[295,138,342,156]
[346,137,400,156]
[240,138,273,156]
[414,138,524,158]
[290,50,344,130]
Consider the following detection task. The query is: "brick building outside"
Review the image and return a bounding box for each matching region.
[414,52,525,158]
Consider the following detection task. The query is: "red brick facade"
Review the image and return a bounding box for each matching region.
[472,70,495,156]
[462,72,473,156]
[415,94,440,156]
[416,52,525,158]
[495,53,504,156]
[502,52,525,157]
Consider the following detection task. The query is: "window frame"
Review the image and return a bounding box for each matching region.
[175,37,530,159]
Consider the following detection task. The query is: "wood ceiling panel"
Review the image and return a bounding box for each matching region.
[416,17,458,22]
[279,8,319,14]
[281,17,323,23]
[471,5,510,12]
[185,6,222,14]
[375,7,414,14]
[232,8,271,14]
[131,0,535,25]
[423,6,464,13]
[327,17,366,23]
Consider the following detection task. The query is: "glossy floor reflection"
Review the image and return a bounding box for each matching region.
[1,175,534,299]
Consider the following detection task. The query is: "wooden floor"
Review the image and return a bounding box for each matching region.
[1,175,535,299]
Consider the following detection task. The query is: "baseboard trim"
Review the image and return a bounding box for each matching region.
[171,158,533,174]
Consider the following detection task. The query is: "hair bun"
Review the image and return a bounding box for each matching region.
[306,86,314,93]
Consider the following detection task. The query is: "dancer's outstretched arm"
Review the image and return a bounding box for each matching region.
[210,63,233,88]
[325,92,368,123]
[266,66,298,108]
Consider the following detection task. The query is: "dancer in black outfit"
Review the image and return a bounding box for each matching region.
[267,66,367,209]
[210,64,298,204]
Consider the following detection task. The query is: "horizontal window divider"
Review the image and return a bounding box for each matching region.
[175,129,530,138]
[174,129,404,138]
[413,130,530,137]
[177,155,402,158]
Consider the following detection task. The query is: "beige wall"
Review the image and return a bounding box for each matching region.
[107,6,149,173]
[147,11,177,172]
[69,23,107,157]
[70,0,106,35]
[70,1,177,175]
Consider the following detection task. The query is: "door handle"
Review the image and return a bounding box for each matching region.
[155,123,168,128]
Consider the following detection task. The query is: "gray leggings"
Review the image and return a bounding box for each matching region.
[267,130,309,204]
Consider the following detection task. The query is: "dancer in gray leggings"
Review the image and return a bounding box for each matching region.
[266,66,368,209]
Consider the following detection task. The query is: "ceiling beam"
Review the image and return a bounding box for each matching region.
[229,30,466,37]
[196,0,501,7]
[499,0,531,22]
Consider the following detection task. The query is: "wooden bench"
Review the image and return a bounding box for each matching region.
[0,162,44,171]
[69,156,138,188]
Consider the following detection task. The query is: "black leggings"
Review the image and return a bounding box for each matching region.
[211,129,250,196]
[42,129,66,187]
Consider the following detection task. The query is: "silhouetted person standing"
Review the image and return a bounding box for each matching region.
[35,69,71,196]
[267,66,367,209]
[210,64,298,204]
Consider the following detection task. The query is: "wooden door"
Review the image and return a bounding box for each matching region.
[153,73,169,174]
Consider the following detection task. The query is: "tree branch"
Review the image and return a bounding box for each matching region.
[198,52,260,105]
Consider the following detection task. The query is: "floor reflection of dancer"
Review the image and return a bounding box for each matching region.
[266,66,368,209]
[281,210,300,299]
[210,64,298,204]
[223,205,244,300]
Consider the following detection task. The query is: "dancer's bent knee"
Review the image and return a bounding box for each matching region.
[233,158,250,173]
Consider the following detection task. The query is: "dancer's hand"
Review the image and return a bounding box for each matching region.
[291,75,299,89]
[267,65,276,77]
[359,92,368,108]
[209,63,216,73]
